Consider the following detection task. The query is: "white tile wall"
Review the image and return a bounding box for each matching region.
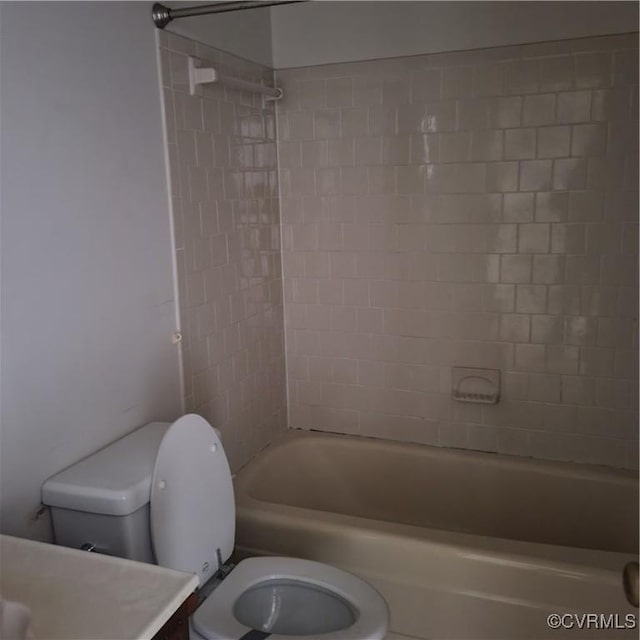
[159,33,286,471]
[277,34,639,469]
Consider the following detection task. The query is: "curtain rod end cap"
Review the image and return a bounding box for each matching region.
[152,3,172,29]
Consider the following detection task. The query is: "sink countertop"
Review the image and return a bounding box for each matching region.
[0,534,199,640]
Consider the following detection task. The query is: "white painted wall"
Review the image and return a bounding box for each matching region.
[271,0,639,68]
[0,1,182,540]
[164,2,273,66]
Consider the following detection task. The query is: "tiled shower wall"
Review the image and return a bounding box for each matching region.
[159,33,287,471]
[277,34,639,469]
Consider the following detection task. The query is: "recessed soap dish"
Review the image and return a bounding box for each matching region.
[452,367,500,404]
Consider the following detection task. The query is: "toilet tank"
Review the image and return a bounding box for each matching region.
[41,422,171,562]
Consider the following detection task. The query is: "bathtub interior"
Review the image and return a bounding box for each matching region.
[237,430,638,554]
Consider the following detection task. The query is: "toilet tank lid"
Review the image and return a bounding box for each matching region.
[41,422,171,516]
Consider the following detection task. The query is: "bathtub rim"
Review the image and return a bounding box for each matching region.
[234,499,637,638]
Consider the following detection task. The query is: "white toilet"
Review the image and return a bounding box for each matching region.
[42,415,389,640]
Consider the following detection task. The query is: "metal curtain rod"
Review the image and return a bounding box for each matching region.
[152,1,305,29]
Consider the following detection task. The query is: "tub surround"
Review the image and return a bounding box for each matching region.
[234,430,638,639]
[159,32,287,472]
[0,535,198,640]
[277,33,639,470]
[158,28,638,475]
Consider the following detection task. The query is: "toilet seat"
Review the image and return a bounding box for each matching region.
[192,556,389,640]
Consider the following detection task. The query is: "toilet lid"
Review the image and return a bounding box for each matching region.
[150,414,235,586]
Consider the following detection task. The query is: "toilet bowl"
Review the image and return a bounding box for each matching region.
[42,415,389,640]
[191,557,388,640]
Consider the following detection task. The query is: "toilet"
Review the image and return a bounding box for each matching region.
[42,415,389,640]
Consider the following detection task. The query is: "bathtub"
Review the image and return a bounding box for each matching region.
[234,430,638,640]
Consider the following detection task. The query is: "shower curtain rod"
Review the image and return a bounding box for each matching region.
[152,1,305,29]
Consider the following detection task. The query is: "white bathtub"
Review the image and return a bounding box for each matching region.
[234,430,638,639]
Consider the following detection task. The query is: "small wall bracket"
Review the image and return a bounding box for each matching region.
[188,57,217,96]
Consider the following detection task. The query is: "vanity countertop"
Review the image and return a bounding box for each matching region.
[0,534,199,640]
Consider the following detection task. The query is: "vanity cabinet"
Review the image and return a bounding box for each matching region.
[0,535,199,640]
[153,593,198,640]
